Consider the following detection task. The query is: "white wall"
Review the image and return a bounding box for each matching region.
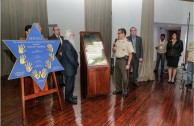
[154,0,194,25]
[112,0,143,42]
[47,0,85,52]
[111,0,143,57]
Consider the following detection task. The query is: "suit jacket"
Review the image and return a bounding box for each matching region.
[48,34,64,63]
[61,40,79,76]
[127,36,143,59]
[166,39,183,57]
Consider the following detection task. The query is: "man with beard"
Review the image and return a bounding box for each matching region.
[61,30,79,104]
[49,25,65,87]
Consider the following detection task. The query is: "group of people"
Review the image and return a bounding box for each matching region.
[155,32,194,89]
[24,23,193,102]
[112,27,194,98]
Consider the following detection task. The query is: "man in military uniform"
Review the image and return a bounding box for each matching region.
[185,41,194,91]
[112,28,134,98]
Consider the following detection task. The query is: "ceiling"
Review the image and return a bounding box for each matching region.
[155,23,182,30]
[181,0,194,2]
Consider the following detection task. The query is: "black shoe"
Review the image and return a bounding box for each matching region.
[122,92,128,98]
[185,83,192,87]
[66,98,77,104]
[113,90,122,94]
[134,82,140,87]
[71,95,78,99]
[59,83,65,87]
[188,88,194,91]
[153,69,158,73]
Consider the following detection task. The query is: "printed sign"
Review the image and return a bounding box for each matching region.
[3,23,64,90]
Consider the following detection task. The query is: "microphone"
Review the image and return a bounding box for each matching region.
[113,38,117,47]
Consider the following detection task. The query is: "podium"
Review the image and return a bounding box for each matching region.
[80,32,110,98]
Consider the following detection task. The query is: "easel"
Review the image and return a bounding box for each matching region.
[20,72,63,125]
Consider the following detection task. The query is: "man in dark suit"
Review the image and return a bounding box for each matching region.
[127,27,143,86]
[61,30,79,104]
[48,25,65,87]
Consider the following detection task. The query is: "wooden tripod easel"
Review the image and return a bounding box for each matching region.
[20,72,63,125]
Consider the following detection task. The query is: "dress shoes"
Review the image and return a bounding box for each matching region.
[59,83,65,87]
[122,92,129,98]
[65,98,77,104]
[71,95,78,99]
[134,82,140,87]
[185,83,192,87]
[113,90,122,94]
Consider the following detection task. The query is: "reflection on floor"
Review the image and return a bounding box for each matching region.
[1,69,193,126]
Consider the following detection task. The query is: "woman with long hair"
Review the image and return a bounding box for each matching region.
[166,33,183,84]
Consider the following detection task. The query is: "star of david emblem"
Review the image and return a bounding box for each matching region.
[3,23,64,90]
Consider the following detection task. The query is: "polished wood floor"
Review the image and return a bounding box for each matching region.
[1,69,194,126]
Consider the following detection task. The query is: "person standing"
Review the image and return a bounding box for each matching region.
[49,25,65,87]
[185,41,194,90]
[61,30,79,104]
[112,28,134,98]
[154,34,167,74]
[166,33,183,84]
[127,27,143,86]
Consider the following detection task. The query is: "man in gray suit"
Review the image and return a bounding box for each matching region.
[127,27,143,86]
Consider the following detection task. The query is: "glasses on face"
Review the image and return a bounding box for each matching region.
[55,29,60,31]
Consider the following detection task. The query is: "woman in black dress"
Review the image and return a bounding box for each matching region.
[166,33,183,84]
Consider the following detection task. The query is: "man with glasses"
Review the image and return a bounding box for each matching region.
[112,28,134,98]
[49,25,65,87]
[127,27,143,87]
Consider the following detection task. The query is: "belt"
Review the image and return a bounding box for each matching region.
[116,57,125,59]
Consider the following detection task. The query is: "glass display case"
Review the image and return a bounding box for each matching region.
[82,33,108,66]
[80,32,110,98]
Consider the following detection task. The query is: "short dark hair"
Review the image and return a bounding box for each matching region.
[118,28,126,35]
[130,27,137,31]
[53,25,58,31]
[161,34,165,38]
[25,25,32,32]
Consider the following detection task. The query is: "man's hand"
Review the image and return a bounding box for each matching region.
[126,65,130,70]
[112,47,116,52]
[185,59,188,64]
[139,58,143,62]
[112,42,116,52]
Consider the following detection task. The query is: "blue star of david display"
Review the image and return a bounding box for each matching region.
[3,23,64,90]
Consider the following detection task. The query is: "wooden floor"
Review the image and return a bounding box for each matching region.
[1,69,194,126]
